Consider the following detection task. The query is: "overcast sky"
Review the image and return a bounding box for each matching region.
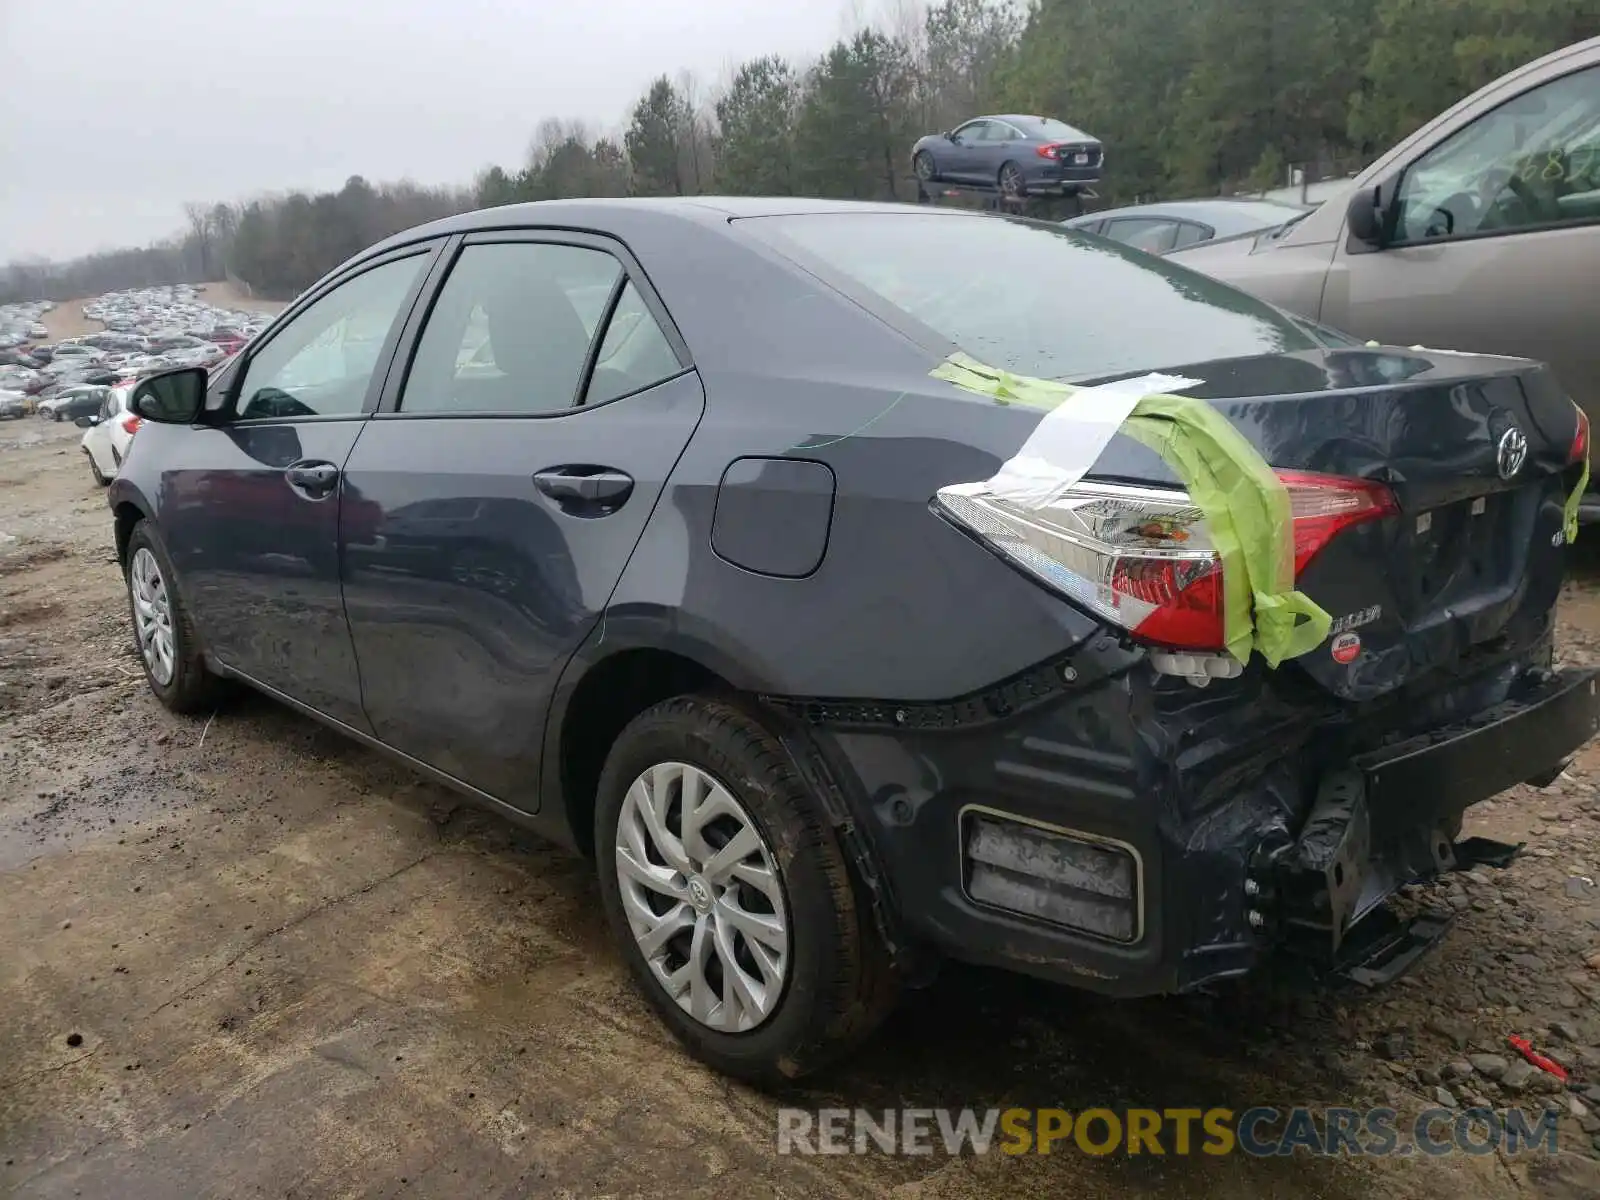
[0,0,862,263]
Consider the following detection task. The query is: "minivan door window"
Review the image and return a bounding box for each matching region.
[1394,65,1600,244]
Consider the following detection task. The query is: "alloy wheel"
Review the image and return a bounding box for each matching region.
[999,163,1024,197]
[129,547,176,685]
[614,761,790,1033]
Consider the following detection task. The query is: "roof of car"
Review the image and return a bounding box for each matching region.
[362,195,967,259]
[1065,197,1310,231]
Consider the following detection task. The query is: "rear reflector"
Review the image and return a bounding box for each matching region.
[1570,405,1589,466]
[963,811,1140,943]
[936,471,1396,654]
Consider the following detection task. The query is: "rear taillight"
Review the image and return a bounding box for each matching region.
[1570,406,1589,465]
[1035,142,1062,159]
[121,415,143,436]
[935,472,1396,654]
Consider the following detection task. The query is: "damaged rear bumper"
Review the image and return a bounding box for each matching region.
[1268,667,1600,957]
[794,655,1600,997]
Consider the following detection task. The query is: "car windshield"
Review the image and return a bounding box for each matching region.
[739,212,1319,382]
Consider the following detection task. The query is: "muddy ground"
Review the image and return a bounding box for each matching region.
[4,416,1600,1199]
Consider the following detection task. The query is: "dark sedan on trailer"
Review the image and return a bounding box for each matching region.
[109,198,1596,1084]
[912,115,1103,196]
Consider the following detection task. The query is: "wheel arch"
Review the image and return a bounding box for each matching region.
[112,495,151,568]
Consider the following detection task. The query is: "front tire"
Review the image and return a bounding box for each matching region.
[913,150,936,183]
[84,449,109,486]
[594,696,896,1085]
[124,521,223,714]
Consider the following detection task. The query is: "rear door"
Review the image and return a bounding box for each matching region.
[155,246,438,728]
[339,231,703,809]
[1323,62,1600,420]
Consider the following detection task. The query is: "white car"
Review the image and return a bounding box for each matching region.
[79,383,142,485]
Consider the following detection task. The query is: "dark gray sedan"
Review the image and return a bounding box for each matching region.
[912,114,1103,196]
[1064,197,1311,254]
[107,198,1596,1085]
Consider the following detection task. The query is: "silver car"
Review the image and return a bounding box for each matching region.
[1064,198,1311,254]
[1168,37,1600,497]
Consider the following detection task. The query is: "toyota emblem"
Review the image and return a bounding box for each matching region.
[1496,426,1528,480]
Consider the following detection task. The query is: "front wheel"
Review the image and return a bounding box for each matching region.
[913,150,936,182]
[124,521,224,713]
[84,449,109,486]
[594,696,897,1084]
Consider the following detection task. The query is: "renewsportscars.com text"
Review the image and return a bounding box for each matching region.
[776,1106,1562,1157]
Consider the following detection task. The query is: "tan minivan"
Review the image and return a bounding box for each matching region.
[1168,37,1600,509]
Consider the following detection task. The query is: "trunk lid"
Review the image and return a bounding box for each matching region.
[1086,346,1581,700]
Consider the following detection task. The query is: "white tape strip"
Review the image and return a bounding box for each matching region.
[986,373,1202,510]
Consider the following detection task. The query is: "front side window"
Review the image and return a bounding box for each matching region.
[1104,218,1182,254]
[234,254,427,420]
[740,211,1316,383]
[399,242,622,415]
[1394,65,1600,245]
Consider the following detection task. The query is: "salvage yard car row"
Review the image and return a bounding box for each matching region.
[0,286,269,451]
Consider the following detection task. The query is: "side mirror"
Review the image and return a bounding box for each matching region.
[74,415,99,428]
[1346,184,1387,249]
[944,130,957,142]
[132,366,207,424]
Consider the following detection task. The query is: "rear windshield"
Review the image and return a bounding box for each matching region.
[1028,118,1089,141]
[739,212,1320,383]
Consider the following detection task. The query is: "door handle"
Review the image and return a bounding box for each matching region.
[285,461,340,496]
[533,466,634,511]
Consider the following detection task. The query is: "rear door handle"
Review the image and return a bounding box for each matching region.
[285,461,340,497]
[533,466,634,511]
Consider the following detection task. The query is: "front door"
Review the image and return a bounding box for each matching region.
[339,234,703,808]
[1324,63,1600,419]
[158,248,436,728]
[945,120,988,183]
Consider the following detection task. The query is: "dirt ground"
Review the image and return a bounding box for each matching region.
[38,283,286,342]
[4,416,1600,1199]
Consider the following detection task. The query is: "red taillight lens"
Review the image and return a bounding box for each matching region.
[936,471,1396,654]
[1570,406,1589,466]
[121,415,143,436]
[1035,142,1062,159]
[1276,471,1399,573]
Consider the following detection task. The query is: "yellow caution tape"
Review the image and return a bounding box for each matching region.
[931,353,1331,667]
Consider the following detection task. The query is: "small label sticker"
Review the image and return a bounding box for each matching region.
[1471,496,1487,516]
[1416,512,1432,535]
[1331,632,1362,664]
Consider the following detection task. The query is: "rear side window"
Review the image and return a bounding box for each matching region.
[583,282,682,406]
[740,212,1316,383]
[400,242,620,415]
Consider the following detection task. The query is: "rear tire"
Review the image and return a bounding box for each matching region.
[594,695,897,1085]
[999,160,1025,198]
[123,520,224,715]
